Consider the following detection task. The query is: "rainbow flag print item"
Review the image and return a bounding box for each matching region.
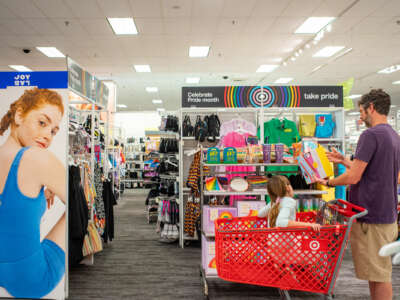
[296,145,333,184]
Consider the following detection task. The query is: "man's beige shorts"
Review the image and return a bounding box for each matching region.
[350,221,398,282]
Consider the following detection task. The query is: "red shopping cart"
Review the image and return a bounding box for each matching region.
[214,199,367,300]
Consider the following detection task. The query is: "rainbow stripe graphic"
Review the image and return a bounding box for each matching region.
[224,86,301,108]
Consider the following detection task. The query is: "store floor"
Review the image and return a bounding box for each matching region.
[68,190,400,300]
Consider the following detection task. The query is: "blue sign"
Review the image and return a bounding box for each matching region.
[0,71,68,89]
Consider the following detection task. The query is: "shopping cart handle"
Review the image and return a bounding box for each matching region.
[328,199,368,219]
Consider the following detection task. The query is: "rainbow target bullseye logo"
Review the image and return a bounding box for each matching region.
[309,240,320,251]
[249,87,275,107]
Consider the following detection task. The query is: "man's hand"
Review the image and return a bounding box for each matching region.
[326,147,345,164]
[44,188,55,209]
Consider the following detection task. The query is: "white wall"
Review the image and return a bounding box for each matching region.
[114,111,161,137]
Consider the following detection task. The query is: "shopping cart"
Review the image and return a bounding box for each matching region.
[214,199,367,300]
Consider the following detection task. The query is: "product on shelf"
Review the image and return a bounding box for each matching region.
[246,176,268,189]
[235,200,265,217]
[223,147,237,164]
[202,205,237,235]
[202,235,217,276]
[206,147,220,164]
[315,114,335,138]
[248,145,263,163]
[205,177,225,191]
[229,177,249,192]
[299,114,317,137]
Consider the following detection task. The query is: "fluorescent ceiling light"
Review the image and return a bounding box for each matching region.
[189,46,210,57]
[393,80,400,85]
[256,64,279,73]
[107,18,138,35]
[348,112,360,116]
[152,99,163,104]
[378,65,400,74]
[36,47,65,58]
[146,87,158,93]
[313,46,345,57]
[274,77,293,84]
[271,58,282,62]
[186,77,200,84]
[8,65,32,72]
[348,94,362,99]
[295,17,335,34]
[134,65,151,72]
[116,104,127,108]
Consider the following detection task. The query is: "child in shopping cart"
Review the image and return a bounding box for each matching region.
[258,175,321,231]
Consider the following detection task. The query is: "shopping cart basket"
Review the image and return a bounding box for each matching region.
[214,199,367,300]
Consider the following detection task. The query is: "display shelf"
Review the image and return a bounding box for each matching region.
[203,162,298,167]
[182,136,220,140]
[122,179,144,182]
[203,189,327,196]
[202,231,215,238]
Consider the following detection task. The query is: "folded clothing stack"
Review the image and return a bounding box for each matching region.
[246,176,268,189]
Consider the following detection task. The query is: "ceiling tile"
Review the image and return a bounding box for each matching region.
[97,0,132,17]
[2,19,38,35]
[344,0,387,17]
[268,17,307,34]
[244,18,276,34]
[251,0,290,17]
[164,18,191,35]
[350,17,388,34]
[80,19,114,36]
[312,0,353,16]
[282,0,324,17]
[162,0,193,17]
[135,18,164,35]
[371,0,400,17]
[221,0,257,17]
[63,0,104,18]
[24,19,62,35]
[129,0,162,17]
[192,0,224,17]
[0,3,18,19]
[191,18,219,34]
[165,37,190,57]
[140,36,167,57]
[33,0,75,18]
[53,19,90,36]
[2,0,46,18]
[217,18,248,34]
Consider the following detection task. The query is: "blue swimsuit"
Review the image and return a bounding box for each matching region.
[0,147,65,298]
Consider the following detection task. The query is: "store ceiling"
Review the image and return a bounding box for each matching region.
[0,0,399,111]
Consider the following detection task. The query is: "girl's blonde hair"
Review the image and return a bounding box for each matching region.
[0,88,64,136]
[267,175,290,227]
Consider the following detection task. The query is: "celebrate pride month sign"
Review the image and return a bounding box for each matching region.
[182,86,343,108]
[0,71,68,299]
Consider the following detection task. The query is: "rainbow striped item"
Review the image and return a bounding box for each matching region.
[224,86,301,108]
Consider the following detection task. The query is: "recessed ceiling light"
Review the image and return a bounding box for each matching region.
[152,99,163,104]
[348,94,362,99]
[393,80,400,85]
[8,65,32,71]
[189,46,210,58]
[146,87,158,93]
[116,104,127,108]
[274,77,293,84]
[107,18,138,35]
[256,64,279,73]
[36,47,65,58]
[313,46,345,57]
[134,65,151,72]
[295,17,335,34]
[378,65,400,74]
[186,77,200,84]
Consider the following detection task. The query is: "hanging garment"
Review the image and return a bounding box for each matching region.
[0,148,65,298]
[94,166,105,234]
[102,181,117,243]
[220,118,256,138]
[220,131,256,206]
[69,165,89,267]
[184,201,200,237]
[186,151,210,196]
[315,114,335,138]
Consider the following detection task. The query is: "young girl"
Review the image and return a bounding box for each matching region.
[258,175,321,231]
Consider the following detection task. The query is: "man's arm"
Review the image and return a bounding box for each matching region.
[398,172,400,184]
[318,159,368,186]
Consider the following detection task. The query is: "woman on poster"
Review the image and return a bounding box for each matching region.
[0,88,66,298]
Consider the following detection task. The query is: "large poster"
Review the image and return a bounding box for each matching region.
[182,86,343,108]
[0,72,68,299]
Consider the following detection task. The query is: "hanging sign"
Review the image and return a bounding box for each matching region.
[67,57,109,107]
[182,86,343,108]
[0,72,68,299]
